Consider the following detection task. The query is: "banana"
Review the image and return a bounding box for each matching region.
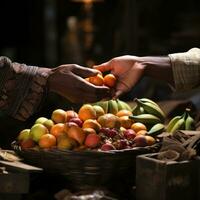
[166,115,182,133]
[117,100,132,111]
[108,100,118,115]
[139,98,158,106]
[132,104,145,115]
[147,123,165,137]
[129,114,161,124]
[170,118,185,134]
[185,113,195,130]
[134,98,165,122]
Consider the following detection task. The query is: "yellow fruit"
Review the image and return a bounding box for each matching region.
[78,104,96,121]
[82,119,101,132]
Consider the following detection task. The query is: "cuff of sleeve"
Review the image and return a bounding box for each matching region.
[168,48,200,92]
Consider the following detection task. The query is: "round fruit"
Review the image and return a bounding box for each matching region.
[20,138,35,149]
[67,126,86,145]
[50,123,65,138]
[84,133,101,148]
[64,122,78,133]
[39,134,56,148]
[65,110,78,122]
[97,113,121,129]
[136,130,147,136]
[101,143,116,151]
[69,117,83,127]
[123,129,136,140]
[119,116,133,129]
[103,74,116,87]
[83,128,97,135]
[43,119,54,130]
[35,117,48,124]
[18,129,30,141]
[51,109,66,123]
[93,105,105,118]
[89,74,104,86]
[30,124,49,142]
[131,122,147,133]
[133,135,147,147]
[78,104,96,121]
[82,119,101,132]
[145,135,156,146]
[116,109,132,117]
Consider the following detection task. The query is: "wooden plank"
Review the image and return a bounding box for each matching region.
[0,161,43,173]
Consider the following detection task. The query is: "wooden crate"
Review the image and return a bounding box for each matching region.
[136,153,199,200]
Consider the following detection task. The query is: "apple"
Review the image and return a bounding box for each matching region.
[18,129,30,141]
[123,129,136,140]
[43,119,54,130]
[51,109,66,123]
[100,143,116,151]
[133,135,148,147]
[65,110,78,122]
[35,117,48,124]
[30,124,48,142]
[84,133,100,148]
[69,117,83,127]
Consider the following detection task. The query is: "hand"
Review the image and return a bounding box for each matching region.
[94,56,145,98]
[47,64,110,103]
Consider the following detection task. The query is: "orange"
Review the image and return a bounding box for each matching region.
[50,123,65,138]
[136,130,147,136]
[119,116,133,129]
[82,119,101,132]
[116,109,132,117]
[39,134,56,148]
[78,104,96,121]
[51,109,66,123]
[103,74,116,87]
[131,122,147,133]
[89,74,104,86]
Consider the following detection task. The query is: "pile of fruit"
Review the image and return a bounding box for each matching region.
[16,97,195,152]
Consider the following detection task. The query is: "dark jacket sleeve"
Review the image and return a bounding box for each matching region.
[0,56,49,121]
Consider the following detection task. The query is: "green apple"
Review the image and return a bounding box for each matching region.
[43,119,54,130]
[30,124,48,142]
[18,129,30,141]
[35,117,48,124]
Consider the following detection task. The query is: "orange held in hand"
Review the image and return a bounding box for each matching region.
[103,74,116,87]
[89,74,104,86]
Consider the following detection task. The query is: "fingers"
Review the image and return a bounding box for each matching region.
[93,61,112,72]
[72,65,100,78]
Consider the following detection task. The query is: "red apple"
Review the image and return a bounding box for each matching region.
[20,138,35,149]
[65,110,78,122]
[123,129,136,140]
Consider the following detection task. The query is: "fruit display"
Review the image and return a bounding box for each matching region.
[166,108,195,134]
[16,99,157,152]
[16,98,196,153]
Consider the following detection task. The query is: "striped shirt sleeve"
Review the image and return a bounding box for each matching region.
[0,56,49,121]
[168,48,200,91]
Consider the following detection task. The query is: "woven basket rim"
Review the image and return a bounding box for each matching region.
[12,140,158,156]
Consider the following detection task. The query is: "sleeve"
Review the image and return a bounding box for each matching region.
[168,48,200,91]
[0,56,50,121]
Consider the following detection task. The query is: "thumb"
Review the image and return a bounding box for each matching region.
[93,61,112,72]
[72,65,99,78]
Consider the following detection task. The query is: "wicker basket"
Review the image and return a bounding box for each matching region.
[12,141,159,189]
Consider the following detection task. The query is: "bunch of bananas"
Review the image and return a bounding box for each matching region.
[166,108,195,134]
[93,99,131,115]
[130,98,165,136]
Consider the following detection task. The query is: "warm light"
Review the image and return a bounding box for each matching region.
[71,0,104,4]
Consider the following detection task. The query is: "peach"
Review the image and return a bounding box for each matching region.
[97,113,121,129]
[64,122,78,133]
[82,119,101,132]
[67,126,86,145]
[133,135,148,147]
[50,123,65,138]
[84,133,101,148]
[51,109,66,123]
[78,104,96,121]
[145,135,156,146]
[131,122,147,133]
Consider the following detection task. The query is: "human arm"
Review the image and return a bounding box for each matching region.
[94,48,200,98]
[0,57,109,121]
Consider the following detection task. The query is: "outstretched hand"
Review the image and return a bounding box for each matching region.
[94,56,146,98]
[48,64,110,103]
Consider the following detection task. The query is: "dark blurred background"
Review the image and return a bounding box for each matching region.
[1,0,200,148]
